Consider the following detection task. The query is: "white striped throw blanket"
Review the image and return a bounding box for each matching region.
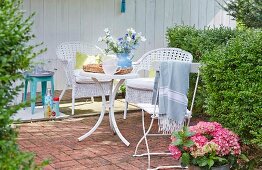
[157,61,191,133]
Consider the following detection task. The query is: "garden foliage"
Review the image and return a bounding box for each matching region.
[166,26,241,115]
[0,0,45,169]
[222,0,262,28]
[202,29,262,147]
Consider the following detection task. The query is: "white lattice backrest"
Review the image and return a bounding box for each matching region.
[56,42,100,61]
[133,48,193,73]
[56,42,100,86]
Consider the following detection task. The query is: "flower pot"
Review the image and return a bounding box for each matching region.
[189,164,230,170]
[116,53,132,68]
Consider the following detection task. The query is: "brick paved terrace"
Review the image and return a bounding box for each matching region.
[17,111,183,170]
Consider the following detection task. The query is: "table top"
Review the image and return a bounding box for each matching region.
[24,71,54,77]
[79,70,139,80]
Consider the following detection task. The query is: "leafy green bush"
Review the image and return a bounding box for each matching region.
[201,29,262,147]
[166,25,240,62]
[222,0,262,28]
[0,0,46,169]
[166,26,201,61]
[166,26,241,115]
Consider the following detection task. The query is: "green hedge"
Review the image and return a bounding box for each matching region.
[0,0,46,169]
[166,25,240,62]
[166,26,242,115]
[202,29,262,146]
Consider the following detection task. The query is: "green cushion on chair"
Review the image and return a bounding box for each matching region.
[75,52,102,69]
[149,68,156,78]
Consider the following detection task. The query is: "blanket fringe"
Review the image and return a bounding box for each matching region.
[158,115,184,134]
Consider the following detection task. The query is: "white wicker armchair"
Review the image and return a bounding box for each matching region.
[124,48,193,119]
[56,42,112,115]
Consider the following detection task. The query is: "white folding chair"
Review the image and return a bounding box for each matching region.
[133,62,201,170]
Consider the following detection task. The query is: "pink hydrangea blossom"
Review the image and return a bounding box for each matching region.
[189,121,222,135]
[190,134,208,147]
[169,145,182,160]
[169,121,241,163]
[211,128,241,156]
[190,142,219,158]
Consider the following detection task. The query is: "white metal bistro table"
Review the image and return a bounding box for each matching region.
[77,71,139,146]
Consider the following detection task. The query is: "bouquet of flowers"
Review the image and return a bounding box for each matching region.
[169,122,242,169]
[98,28,146,54]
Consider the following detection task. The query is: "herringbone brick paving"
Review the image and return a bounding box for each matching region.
[18,112,182,170]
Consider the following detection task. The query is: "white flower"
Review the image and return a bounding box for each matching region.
[108,36,113,41]
[127,36,131,42]
[99,28,145,54]
[98,37,103,42]
[104,28,109,33]
[127,28,136,34]
[141,36,146,42]
[130,28,136,34]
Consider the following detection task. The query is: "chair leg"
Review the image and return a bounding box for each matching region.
[23,79,28,102]
[134,110,154,154]
[144,113,154,169]
[133,109,155,169]
[59,84,68,101]
[72,88,75,115]
[30,80,37,114]
[123,101,128,119]
[41,81,47,107]
[51,77,55,97]
[134,110,146,155]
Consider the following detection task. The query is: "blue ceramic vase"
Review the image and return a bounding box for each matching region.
[116,53,132,68]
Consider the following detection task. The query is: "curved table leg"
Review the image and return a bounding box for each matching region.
[78,78,106,141]
[110,79,130,146]
[108,80,115,133]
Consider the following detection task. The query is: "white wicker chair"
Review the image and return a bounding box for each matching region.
[124,48,193,119]
[56,42,112,115]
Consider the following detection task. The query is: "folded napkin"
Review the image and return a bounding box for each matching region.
[156,61,191,133]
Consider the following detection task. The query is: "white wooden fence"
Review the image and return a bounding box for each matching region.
[22,0,235,90]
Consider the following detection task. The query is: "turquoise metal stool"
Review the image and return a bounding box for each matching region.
[23,71,55,114]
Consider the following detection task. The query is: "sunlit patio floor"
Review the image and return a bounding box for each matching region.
[17,111,184,170]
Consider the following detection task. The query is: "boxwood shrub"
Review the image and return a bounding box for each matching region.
[0,0,46,169]
[166,26,242,115]
[201,29,262,147]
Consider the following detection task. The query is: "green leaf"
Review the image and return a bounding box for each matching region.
[172,138,183,146]
[181,153,190,167]
[240,154,249,162]
[215,156,227,163]
[184,140,194,147]
[183,127,195,137]
[172,131,179,137]
[207,159,214,168]
[197,157,208,167]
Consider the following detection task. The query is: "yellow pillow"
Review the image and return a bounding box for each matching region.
[75,52,102,69]
[149,68,156,78]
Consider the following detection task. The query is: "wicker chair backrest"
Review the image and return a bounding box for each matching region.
[56,42,99,62]
[133,48,193,73]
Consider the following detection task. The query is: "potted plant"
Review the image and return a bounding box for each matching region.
[98,28,146,68]
[169,122,242,170]
[120,84,126,98]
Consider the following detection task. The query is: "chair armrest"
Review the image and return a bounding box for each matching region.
[60,59,76,86]
[132,61,139,65]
